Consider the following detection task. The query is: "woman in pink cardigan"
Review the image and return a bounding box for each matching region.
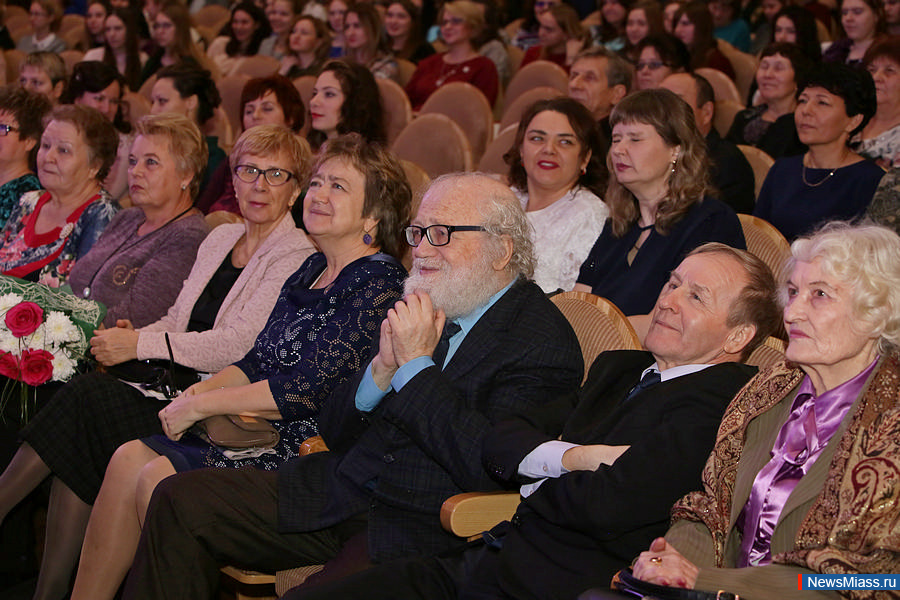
[0,125,315,600]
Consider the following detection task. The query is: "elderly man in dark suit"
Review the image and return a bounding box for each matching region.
[281,242,783,600]
[119,173,584,600]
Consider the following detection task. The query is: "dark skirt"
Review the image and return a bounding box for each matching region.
[20,371,166,505]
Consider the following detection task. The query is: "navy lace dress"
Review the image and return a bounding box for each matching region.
[143,252,406,471]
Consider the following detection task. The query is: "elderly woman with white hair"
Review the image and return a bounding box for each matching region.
[593,221,900,599]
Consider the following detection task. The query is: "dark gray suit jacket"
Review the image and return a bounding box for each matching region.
[482,350,758,600]
[276,278,584,563]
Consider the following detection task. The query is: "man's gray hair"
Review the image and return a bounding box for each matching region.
[430,173,535,279]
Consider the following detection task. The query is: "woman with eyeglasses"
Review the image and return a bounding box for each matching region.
[65,133,410,600]
[633,33,689,90]
[17,0,67,54]
[405,0,499,110]
[727,42,809,160]
[0,87,51,231]
[0,124,320,600]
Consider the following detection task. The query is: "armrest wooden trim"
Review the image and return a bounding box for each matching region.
[440,491,521,538]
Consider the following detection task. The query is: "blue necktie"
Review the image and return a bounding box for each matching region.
[624,369,661,402]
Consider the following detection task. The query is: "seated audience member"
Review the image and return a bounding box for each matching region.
[661,72,755,214]
[119,173,584,600]
[567,47,633,144]
[18,0,67,54]
[619,222,900,599]
[197,74,306,215]
[867,166,900,234]
[851,37,900,167]
[504,97,609,292]
[823,0,885,67]
[0,87,51,230]
[79,0,109,51]
[662,0,684,32]
[206,2,271,77]
[748,0,783,54]
[771,6,822,61]
[259,0,300,59]
[140,1,215,84]
[307,59,386,151]
[574,89,745,316]
[633,33,689,91]
[620,1,665,62]
[280,15,332,78]
[727,43,809,160]
[0,105,119,287]
[64,61,131,201]
[672,1,735,79]
[405,0,499,110]
[468,0,514,88]
[520,3,590,71]
[384,0,434,64]
[277,243,782,600]
[68,134,411,600]
[591,0,628,50]
[82,7,148,91]
[755,63,884,240]
[0,125,317,600]
[510,0,561,51]
[18,52,66,105]
[343,3,398,81]
[326,0,347,58]
[149,63,225,196]
[709,0,751,51]
[67,113,209,328]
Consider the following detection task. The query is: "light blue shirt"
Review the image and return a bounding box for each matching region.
[355,280,517,412]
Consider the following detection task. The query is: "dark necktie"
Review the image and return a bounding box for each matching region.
[432,321,461,369]
[624,369,661,402]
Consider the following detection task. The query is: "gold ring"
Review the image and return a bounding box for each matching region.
[650,556,663,564]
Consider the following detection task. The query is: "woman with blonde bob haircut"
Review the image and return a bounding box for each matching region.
[620,221,900,598]
[574,88,745,316]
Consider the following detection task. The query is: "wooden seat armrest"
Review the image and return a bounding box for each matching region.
[440,491,521,539]
[300,435,328,456]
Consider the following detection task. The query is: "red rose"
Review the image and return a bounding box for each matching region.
[5,302,43,337]
[0,352,18,380]
[19,349,53,386]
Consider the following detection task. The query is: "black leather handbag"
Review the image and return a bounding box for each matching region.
[612,568,740,600]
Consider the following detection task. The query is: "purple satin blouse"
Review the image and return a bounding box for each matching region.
[736,358,879,566]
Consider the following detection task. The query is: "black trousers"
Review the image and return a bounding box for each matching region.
[283,539,513,600]
[120,467,367,600]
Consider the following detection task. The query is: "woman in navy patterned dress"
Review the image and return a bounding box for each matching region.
[79,134,410,600]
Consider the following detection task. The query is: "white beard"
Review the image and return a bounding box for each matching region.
[404,252,504,320]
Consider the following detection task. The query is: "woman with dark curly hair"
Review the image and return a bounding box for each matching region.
[755,63,885,240]
[574,88,744,315]
[307,59,385,150]
[504,97,608,292]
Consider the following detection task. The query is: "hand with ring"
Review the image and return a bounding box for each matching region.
[633,537,699,589]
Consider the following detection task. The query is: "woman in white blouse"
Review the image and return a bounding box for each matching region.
[504,97,609,293]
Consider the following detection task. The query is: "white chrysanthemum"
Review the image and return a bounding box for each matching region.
[25,328,45,349]
[50,349,75,381]
[44,311,79,345]
[0,293,24,314]
[0,329,19,354]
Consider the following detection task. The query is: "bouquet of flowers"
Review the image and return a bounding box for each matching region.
[0,275,106,421]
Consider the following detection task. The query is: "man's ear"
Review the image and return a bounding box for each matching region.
[723,323,756,358]
[610,84,628,106]
[492,234,514,272]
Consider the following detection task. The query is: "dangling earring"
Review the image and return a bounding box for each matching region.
[363,232,372,245]
[581,166,587,175]
[670,157,677,174]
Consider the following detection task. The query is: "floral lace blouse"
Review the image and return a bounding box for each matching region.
[0,190,119,287]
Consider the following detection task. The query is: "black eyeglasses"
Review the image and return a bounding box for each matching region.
[636,60,670,71]
[405,224,486,247]
[0,124,18,137]
[233,165,295,186]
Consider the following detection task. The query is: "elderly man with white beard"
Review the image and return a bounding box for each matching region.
[119,173,584,600]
